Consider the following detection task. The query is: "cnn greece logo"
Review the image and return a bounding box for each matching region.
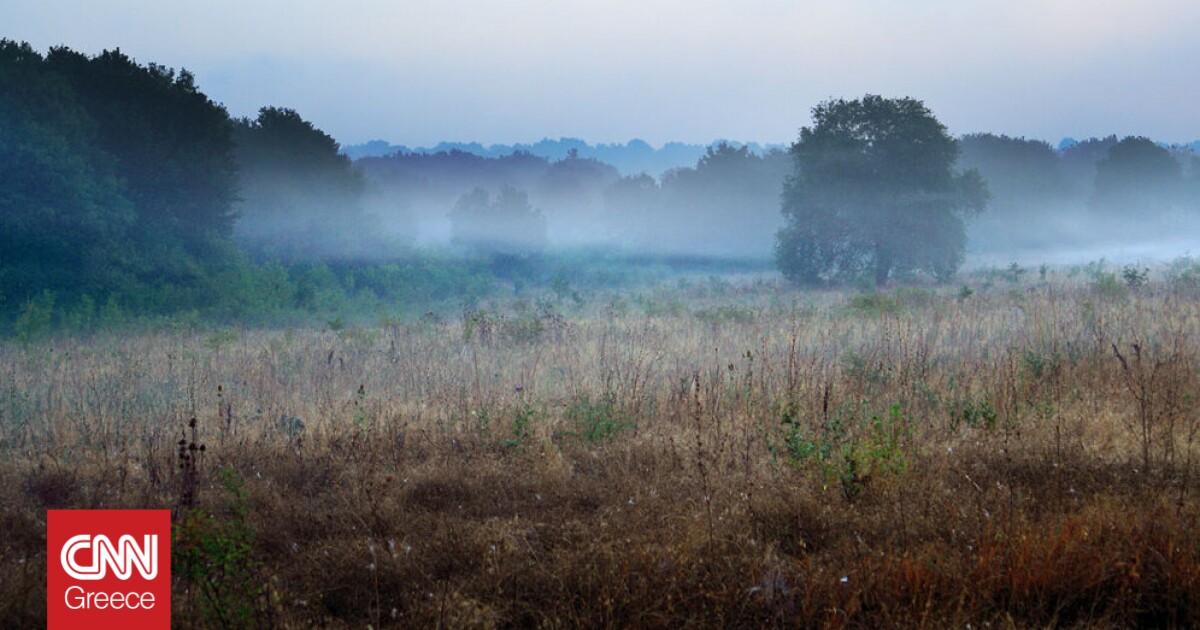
[61,532,158,580]
[48,510,171,629]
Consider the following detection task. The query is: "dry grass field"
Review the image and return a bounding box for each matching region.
[3,272,1199,628]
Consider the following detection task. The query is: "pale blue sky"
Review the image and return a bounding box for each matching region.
[3,0,1198,146]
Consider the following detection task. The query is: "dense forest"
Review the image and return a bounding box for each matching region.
[2,41,1198,335]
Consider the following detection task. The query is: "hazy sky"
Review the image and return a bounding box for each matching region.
[3,0,1198,147]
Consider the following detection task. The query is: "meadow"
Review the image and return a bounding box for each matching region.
[2,266,1199,628]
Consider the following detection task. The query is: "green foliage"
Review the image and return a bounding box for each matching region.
[44,45,238,256]
[175,468,270,628]
[957,133,1070,215]
[550,271,574,302]
[564,393,633,443]
[204,328,240,351]
[653,143,791,256]
[635,292,687,317]
[0,42,138,311]
[1121,265,1149,290]
[64,294,96,332]
[0,40,243,326]
[1022,345,1060,381]
[501,402,535,450]
[948,397,998,431]
[1091,271,1128,301]
[776,95,989,286]
[1004,262,1027,283]
[462,309,495,343]
[780,401,915,500]
[498,313,546,344]
[1021,349,1063,384]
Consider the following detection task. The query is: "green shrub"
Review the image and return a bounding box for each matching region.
[564,393,633,443]
[175,468,270,628]
[779,401,914,500]
[1122,265,1149,290]
[948,397,998,431]
[501,402,535,450]
[1091,271,1128,301]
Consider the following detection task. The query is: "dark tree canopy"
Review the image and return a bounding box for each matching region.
[0,41,242,310]
[1090,136,1183,217]
[233,107,379,261]
[958,133,1069,213]
[0,41,136,305]
[775,95,988,286]
[43,46,237,248]
[1059,135,1119,193]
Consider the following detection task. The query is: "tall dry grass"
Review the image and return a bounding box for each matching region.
[2,275,1199,627]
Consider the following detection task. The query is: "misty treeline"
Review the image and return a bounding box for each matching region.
[344,137,750,178]
[961,133,1200,261]
[3,42,1200,335]
[359,142,791,258]
[0,41,496,335]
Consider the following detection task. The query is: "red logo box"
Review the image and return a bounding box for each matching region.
[47,510,171,629]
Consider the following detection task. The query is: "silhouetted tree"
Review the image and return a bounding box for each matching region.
[233,107,380,260]
[776,95,988,286]
[958,133,1070,214]
[1060,135,1119,196]
[1090,136,1183,217]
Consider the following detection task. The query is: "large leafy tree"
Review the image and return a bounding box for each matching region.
[776,95,988,286]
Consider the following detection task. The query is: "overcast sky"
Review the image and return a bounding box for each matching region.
[3,0,1198,147]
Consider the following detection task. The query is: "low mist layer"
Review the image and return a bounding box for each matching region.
[1,41,1199,334]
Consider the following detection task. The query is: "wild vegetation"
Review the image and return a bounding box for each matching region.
[5,42,1199,339]
[5,38,1200,628]
[3,266,1200,627]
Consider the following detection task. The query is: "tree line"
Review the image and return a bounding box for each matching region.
[0,41,480,333]
[2,41,1198,332]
